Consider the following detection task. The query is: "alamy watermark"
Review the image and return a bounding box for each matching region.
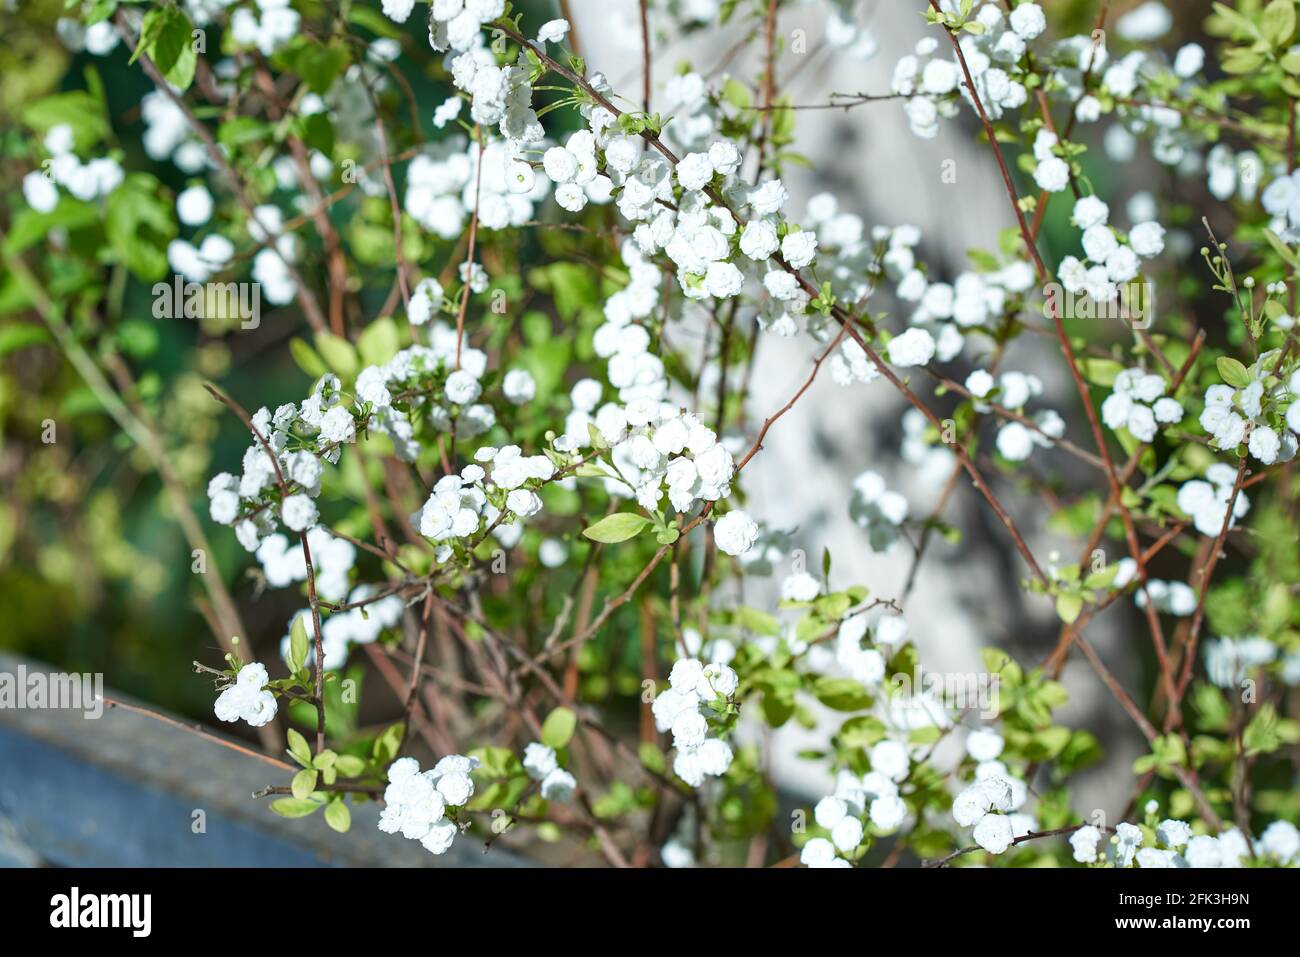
[0,665,104,719]
[152,275,261,330]
[1042,280,1154,330]
[889,664,1000,719]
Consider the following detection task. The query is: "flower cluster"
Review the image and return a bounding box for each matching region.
[651,658,738,787]
[1101,367,1182,442]
[213,662,278,728]
[521,743,577,802]
[377,754,479,855]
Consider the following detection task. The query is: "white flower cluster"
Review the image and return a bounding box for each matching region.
[848,471,908,552]
[893,3,1042,140]
[952,774,1030,856]
[801,764,910,867]
[1101,367,1182,442]
[521,742,577,802]
[894,240,1035,369]
[377,754,478,855]
[1200,366,1300,466]
[213,662,278,728]
[835,609,909,688]
[1176,462,1250,537]
[714,510,759,557]
[651,659,737,787]
[257,529,356,602]
[284,584,405,671]
[1057,195,1164,305]
[1072,817,1298,868]
[1204,635,1279,688]
[1110,564,1198,616]
[22,123,123,214]
[590,243,666,404]
[207,376,359,552]
[966,368,1064,462]
[586,401,737,515]
[406,137,551,238]
[230,0,299,56]
[1263,169,1300,244]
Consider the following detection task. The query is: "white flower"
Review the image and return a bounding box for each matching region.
[502,368,536,404]
[704,261,745,299]
[445,369,482,404]
[408,277,444,325]
[1156,819,1192,849]
[676,152,715,191]
[740,220,779,260]
[714,510,759,556]
[800,837,842,868]
[1071,195,1109,230]
[1008,2,1046,39]
[966,728,1004,762]
[870,795,907,832]
[213,663,278,728]
[1070,825,1101,863]
[973,813,1015,854]
[1114,822,1144,866]
[1129,221,1165,257]
[540,768,577,802]
[1184,834,1223,868]
[831,816,864,853]
[781,231,818,268]
[536,18,569,44]
[543,146,578,183]
[887,328,936,367]
[1034,157,1070,192]
[555,182,587,212]
[177,185,213,226]
[381,0,416,23]
[282,494,318,532]
[781,571,822,602]
[815,796,848,829]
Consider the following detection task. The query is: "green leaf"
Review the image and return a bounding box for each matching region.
[324,799,352,833]
[151,8,197,90]
[1077,357,1126,388]
[0,323,52,358]
[1055,592,1084,625]
[270,797,322,818]
[286,728,313,767]
[315,331,360,381]
[289,337,329,379]
[540,706,577,749]
[104,173,176,281]
[291,768,318,799]
[811,676,873,711]
[581,512,651,543]
[289,614,309,675]
[1263,0,1296,47]
[22,91,109,151]
[1216,355,1252,388]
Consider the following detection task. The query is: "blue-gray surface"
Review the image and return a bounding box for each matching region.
[0,653,529,868]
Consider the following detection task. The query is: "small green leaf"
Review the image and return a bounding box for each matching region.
[334,754,367,777]
[292,768,318,799]
[540,706,577,749]
[581,512,651,543]
[1055,592,1084,625]
[1216,355,1252,389]
[289,615,309,675]
[324,799,352,833]
[270,797,322,818]
[286,728,313,767]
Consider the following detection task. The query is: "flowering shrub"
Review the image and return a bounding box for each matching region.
[8,0,1300,868]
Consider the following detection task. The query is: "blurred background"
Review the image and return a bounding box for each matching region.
[0,0,1236,863]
